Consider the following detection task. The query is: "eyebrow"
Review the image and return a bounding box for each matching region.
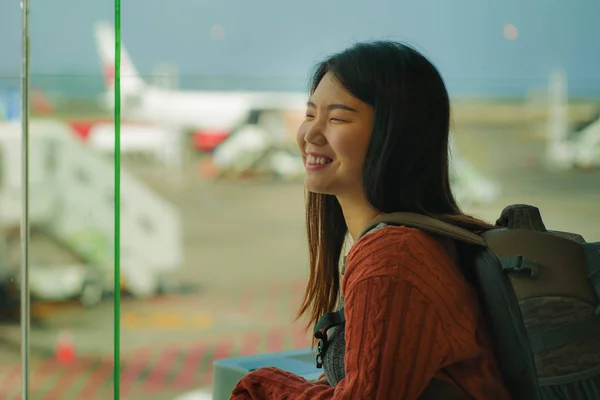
[307,101,357,112]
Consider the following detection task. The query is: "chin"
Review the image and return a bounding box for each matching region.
[304,178,337,196]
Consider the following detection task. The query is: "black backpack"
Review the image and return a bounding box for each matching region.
[313,204,600,400]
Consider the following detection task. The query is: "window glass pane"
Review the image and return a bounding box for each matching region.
[1,1,599,399]
[116,2,311,398]
[1,1,27,399]
[11,1,117,398]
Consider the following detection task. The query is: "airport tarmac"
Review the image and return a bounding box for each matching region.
[0,121,599,399]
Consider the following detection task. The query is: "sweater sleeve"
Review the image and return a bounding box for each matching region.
[230,230,452,400]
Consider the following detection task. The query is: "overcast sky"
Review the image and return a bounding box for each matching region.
[1,0,599,96]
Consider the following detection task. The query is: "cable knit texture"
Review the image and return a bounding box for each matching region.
[230,226,512,400]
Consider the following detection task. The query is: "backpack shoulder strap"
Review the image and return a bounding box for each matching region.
[359,212,487,247]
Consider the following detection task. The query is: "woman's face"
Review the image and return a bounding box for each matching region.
[296,72,374,198]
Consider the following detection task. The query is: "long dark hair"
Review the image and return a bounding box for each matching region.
[297,41,495,329]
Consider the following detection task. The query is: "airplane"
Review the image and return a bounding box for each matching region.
[93,21,307,151]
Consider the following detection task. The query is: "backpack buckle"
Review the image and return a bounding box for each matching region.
[500,254,539,278]
[312,309,345,369]
[314,331,328,368]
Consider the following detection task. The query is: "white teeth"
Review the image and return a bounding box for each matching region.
[306,155,332,165]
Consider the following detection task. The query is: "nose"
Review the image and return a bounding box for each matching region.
[303,119,327,146]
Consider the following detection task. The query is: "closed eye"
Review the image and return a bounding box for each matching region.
[304,113,347,122]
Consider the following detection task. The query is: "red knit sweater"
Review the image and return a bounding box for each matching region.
[231,226,512,400]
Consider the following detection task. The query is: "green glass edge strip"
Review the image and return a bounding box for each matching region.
[114,0,122,398]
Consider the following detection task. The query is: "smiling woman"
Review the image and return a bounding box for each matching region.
[230,40,511,400]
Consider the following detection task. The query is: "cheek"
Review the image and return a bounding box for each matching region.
[295,127,304,151]
[296,125,307,163]
[330,133,368,165]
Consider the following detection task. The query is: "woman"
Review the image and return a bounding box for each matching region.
[231,41,512,399]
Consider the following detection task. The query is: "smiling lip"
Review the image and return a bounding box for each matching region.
[305,151,334,171]
[306,163,331,171]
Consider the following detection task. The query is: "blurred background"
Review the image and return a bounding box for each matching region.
[0,0,599,399]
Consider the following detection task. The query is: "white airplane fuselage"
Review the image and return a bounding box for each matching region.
[112,86,306,132]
